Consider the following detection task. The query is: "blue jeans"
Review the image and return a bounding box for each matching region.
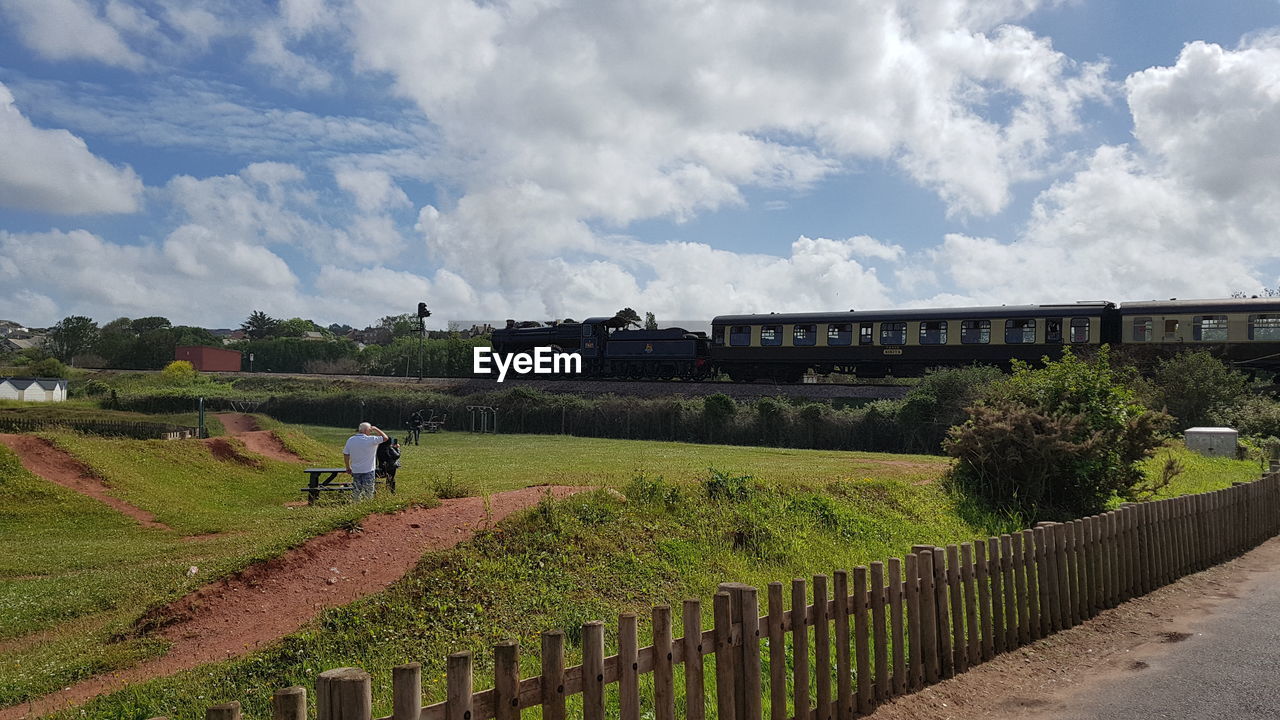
[351,471,376,501]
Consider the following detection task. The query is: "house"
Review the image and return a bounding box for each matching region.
[301,331,326,341]
[1,337,42,353]
[175,345,243,372]
[0,320,26,338]
[0,377,69,402]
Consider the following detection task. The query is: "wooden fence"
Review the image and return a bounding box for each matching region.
[190,468,1280,720]
[0,417,198,439]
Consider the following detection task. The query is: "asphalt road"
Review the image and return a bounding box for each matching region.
[1055,552,1280,719]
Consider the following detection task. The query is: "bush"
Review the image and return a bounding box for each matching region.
[161,360,198,384]
[1212,394,1280,439]
[1144,351,1248,428]
[27,357,69,378]
[896,365,1004,453]
[944,348,1172,520]
[426,473,475,499]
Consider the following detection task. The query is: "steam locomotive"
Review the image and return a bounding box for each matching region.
[487,298,1280,381]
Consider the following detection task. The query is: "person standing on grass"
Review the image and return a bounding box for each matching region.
[344,422,388,501]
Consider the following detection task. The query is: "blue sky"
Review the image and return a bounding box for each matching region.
[1,0,1278,330]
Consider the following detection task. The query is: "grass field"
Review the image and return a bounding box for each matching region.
[0,416,1264,718]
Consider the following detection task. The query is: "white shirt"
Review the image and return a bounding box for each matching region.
[343,433,383,473]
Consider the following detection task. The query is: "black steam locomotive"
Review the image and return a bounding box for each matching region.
[489,317,712,380]
[487,297,1280,381]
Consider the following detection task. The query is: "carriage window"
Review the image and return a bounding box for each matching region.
[1249,314,1280,341]
[1045,318,1063,344]
[793,324,817,346]
[880,322,906,345]
[1070,318,1091,343]
[1005,319,1036,344]
[1132,317,1153,342]
[859,322,874,345]
[919,321,947,345]
[827,323,852,346]
[1193,315,1228,342]
[761,325,782,346]
[729,326,751,346]
[961,320,990,344]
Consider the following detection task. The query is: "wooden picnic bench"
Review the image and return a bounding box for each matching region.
[301,467,350,504]
[301,468,388,504]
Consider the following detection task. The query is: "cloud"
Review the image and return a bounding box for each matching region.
[931,37,1280,304]
[0,228,300,325]
[0,0,147,68]
[0,82,143,214]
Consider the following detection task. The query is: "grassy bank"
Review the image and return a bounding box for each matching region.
[0,419,1261,717]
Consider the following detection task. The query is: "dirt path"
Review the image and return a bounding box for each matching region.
[212,413,301,463]
[0,434,170,530]
[870,535,1280,720]
[0,485,588,720]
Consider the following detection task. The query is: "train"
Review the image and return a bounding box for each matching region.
[487,298,1280,381]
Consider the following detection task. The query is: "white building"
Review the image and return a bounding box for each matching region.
[0,378,69,402]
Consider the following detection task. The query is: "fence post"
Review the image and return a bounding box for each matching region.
[207,703,241,720]
[541,631,566,720]
[654,606,676,720]
[273,687,307,720]
[392,665,421,720]
[719,583,762,720]
[887,558,906,696]
[831,572,853,720]
[790,580,811,720]
[813,575,832,720]
[870,561,889,703]
[713,592,738,720]
[766,587,786,720]
[495,642,521,720]
[904,554,923,689]
[977,540,995,660]
[618,615,640,720]
[583,622,606,720]
[933,546,953,679]
[853,567,872,715]
[445,654,472,720]
[683,600,706,720]
[960,544,979,667]
[916,551,939,685]
[317,668,371,720]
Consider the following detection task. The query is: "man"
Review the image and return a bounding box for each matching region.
[407,410,423,445]
[343,422,388,501]
[377,437,402,494]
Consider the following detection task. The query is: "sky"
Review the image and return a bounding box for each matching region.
[1,0,1278,330]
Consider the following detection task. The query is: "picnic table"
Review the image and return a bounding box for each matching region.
[301,467,350,504]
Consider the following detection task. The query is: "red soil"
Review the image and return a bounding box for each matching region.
[0,434,170,530]
[0,486,588,719]
[212,413,302,463]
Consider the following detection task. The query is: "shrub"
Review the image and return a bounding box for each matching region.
[1144,351,1248,428]
[28,357,69,378]
[944,348,1172,520]
[1212,394,1280,439]
[702,468,755,502]
[161,360,198,384]
[896,365,1004,453]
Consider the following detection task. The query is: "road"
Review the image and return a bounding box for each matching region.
[872,535,1280,720]
[1050,541,1280,720]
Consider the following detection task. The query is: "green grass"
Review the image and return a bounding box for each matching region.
[1140,441,1265,498]
[296,424,947,495]
[0,421,1265,718]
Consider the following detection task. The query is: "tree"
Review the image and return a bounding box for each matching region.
[328,323,353,335]
[609,307,642,329]
[47,315,100,364]
[377,313,422,340]
[276,317,325,338]
[130,316,172,334]
[644,312,658,330]
[240,311,281,340]
[161,360,198,384]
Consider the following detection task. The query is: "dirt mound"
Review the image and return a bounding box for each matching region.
[204,437,263,467]
[0,485,589,719]
[213,413,302,463]
[0,434,170,530]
